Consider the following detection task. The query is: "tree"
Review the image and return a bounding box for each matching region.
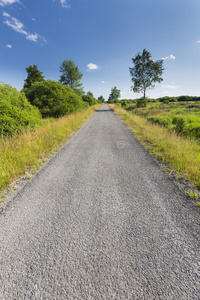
[87,91,94,97]
[98,95,105,102]
[24,65,44,89]
[129,49,164,101]
[59,59,83,94]
[108,86,121,102]
[25,80,86,118]
[82,94,97,106]
[0,83,41,135]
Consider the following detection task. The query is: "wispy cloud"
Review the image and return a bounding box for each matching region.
[101,81,107,84]
[3,14,28,35]
[162,85,180,90]
[0,0,19,6]
[26,33,40,42]
[162,54,175,61]
[2,12,46,44]
[6,44,12,48]
[87,63,99,71]
[60,0,71,8]
[197,40,200,43]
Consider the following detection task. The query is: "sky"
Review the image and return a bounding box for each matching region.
[1,0,200,100]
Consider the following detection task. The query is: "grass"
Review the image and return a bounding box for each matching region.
[0,105,100,192]
[109,104,200,190]
[130,101,200,140]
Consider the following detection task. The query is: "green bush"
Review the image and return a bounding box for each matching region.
[172,116,186,134]
[82,95,97,106]
[148,115,173,129]
[136,98,147,108]
[0,83,42,135]
[26,80,86,118]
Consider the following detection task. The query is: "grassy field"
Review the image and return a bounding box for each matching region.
[0,105,100,195]
[128,101,200,140]
[109,104,200,200]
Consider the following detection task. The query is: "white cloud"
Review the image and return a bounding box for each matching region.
[2,12,10,17]
[197,40,200,43]
[87,63,99,71]
[60,0,71,8]
[26,33,40,42]
[101,81,107,84]
[3,15,28,35]
[2,12,46,44]
[162,54,175,61]
[32,18,36,21]
[162,85,180,90]
[6,44,12,48]
[0,0,19,6]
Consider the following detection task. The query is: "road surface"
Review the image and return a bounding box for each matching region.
[0,104,199,299]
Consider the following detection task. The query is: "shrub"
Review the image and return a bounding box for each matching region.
[0,83,41,135]
[172,116,186,134]
[148,115,173,129]
[82,95,97,106]
[26,80,85,118]
[136,98,147,108]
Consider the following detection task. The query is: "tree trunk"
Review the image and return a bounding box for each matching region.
[144,89,146,100]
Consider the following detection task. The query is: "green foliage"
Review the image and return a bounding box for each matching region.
[108,86,121,102]
[87,91,94,97]
[98,95,105,102]
[121,100,127,108]
[59,59,83,94]
[0,83,41,135]
[136,98,147,108]
[130,49,164,99]
[25,80,86,118]
[24,65,45,90]
[82,94,97,106]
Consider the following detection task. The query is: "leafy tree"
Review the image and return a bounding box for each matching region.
[59,59,83,94]
[26,80,86,118]
[129,49,164,101]
[0,83,41,135]
[98,95,105,102]
[82,94,97,106]
[108,86,121,102]
[87,91,94,97]
[24,65,44,89]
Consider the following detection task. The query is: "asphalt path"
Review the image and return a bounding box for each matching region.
[0,104,199,299]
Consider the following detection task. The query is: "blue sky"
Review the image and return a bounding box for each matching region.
[1,0,200,100]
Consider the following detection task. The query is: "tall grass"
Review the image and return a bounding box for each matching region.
[0,105,100,191]
[110,104,200,188]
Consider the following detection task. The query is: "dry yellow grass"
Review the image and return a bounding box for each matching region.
[110,104,200,188]
[0,105,100,191]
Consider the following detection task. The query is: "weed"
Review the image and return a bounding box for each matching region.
[188,190,199,200]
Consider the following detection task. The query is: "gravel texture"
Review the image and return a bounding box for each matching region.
[0,104,199,299]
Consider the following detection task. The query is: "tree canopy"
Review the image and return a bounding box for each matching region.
[129,49,164,101]
[23,65,44,90]
[59,59,83,95]
[108,86,121,102]
[25,80,87,118]
[0,83,41,135]
[98,95,105,102]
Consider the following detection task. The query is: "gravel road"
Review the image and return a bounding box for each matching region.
[0,104,199,299]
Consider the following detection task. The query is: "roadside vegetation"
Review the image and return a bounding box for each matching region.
[0,59,104,194]
[0,105,100,192]
[109,104,200,191]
